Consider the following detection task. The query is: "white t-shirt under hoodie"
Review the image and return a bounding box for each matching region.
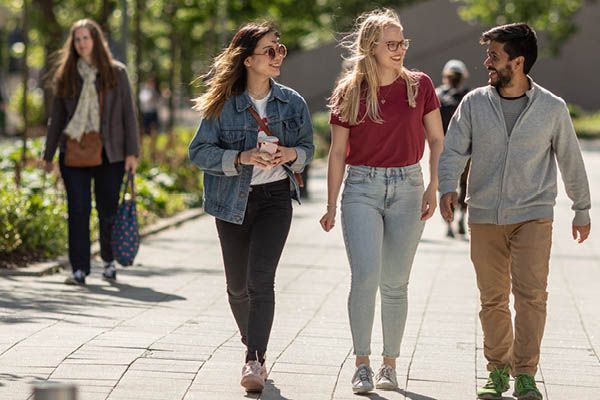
[249,92,288,186]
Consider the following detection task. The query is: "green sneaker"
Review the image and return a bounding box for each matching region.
[513,374,543,400]
[477,367,510,399]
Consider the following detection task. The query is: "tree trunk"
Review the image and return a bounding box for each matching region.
[134,0,142,108]
[134,0,143,155]
[99,0,117,38]
[20,0,29,174]
[166,3,178,136]
[33,0,62,121]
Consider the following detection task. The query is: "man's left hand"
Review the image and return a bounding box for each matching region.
[572,223,591,243]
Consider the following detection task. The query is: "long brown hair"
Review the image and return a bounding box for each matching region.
[329,9,419,125]
[192,22,279,119]
[52,19,117,98]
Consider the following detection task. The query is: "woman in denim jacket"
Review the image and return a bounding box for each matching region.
[188,22,313,392]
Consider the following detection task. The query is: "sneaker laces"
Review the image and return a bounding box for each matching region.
[484,367,509,391]
[248,360,262,374]
[516,374,539,394]
[377,365,395,381]
[356,365,372,383]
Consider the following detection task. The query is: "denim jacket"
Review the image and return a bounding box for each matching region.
[189,81,314,224]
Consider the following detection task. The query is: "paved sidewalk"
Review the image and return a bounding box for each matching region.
[1,152,599,400]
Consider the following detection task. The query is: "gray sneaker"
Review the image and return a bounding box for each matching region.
[375,364,398,390]
[65,270,86,285]
[352,364,374,394]
[102,262,117,281]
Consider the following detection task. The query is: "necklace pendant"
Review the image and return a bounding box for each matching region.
[381,98,386,104]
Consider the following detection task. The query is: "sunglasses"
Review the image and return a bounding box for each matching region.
[252,43,287,60]
[383,39,411,52]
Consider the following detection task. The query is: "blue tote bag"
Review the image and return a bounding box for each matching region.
[111,171,140,266]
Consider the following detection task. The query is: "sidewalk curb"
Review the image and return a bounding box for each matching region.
[0,208,205,277]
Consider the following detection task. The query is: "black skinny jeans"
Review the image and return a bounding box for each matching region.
[215,179,293,362]
[59,151,125,274]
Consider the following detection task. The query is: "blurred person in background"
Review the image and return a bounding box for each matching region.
[436,59,470,238]
[139,75,162,158]
[43,19,139,285]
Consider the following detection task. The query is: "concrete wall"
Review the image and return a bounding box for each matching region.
[279,0,600,113]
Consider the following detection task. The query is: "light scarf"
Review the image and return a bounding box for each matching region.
[63,58,100,141]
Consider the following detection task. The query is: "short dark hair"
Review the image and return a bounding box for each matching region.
[480,23,538,74]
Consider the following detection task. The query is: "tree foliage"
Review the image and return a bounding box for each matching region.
[456,0,587,55]
[3,0,591,121]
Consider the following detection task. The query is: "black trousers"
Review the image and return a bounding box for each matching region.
[215,179,293,361]
[59,151,125,274]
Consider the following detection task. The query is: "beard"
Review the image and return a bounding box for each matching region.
[489,65,513,89]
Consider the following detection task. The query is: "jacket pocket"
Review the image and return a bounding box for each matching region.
[220,130,246,150]
[281,116,303,144]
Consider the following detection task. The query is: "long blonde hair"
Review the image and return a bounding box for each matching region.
[329,9,419,125]
[192,22,279,119]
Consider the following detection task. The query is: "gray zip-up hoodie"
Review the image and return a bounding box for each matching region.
[439,78,591,226]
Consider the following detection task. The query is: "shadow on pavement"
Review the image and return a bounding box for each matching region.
[253,379,292,400]
[85,280,186,303]
[399,389,439,400]
[0,277,186,324]
[123,265,222,278]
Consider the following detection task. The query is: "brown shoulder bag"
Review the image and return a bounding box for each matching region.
[64,93,103,167]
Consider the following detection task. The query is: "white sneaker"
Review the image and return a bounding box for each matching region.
[240,360,267,392]
[102,262,117,281]
[352,363,374,393]
[65,270,86,285]
[375,364,398,390]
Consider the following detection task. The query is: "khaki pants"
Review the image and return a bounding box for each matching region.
[470,219,552,376]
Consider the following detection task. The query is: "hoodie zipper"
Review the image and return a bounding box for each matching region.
[491,94,509,225]
[492,88,534,224]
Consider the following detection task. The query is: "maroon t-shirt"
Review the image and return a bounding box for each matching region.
[330,72,440,167]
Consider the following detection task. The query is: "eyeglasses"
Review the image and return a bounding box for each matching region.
[382,39,411,52]
[252,43,287,60]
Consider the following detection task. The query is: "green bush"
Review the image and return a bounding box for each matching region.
[568,103,583,119]
[0,130,203,267]
[573,111,600,139]
[311,111,331,159]
[0,172,68,259]
[8,84,45,130]
[565,104,600,139]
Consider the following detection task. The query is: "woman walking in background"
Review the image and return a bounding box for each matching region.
[436,59,470,238]
[320,9,444,393]
[43,19,139,285]
[189,21,314,392]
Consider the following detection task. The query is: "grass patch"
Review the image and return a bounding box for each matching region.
[573,111,600,139]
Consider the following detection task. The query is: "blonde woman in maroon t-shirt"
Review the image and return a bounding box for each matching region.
[320,9,444,393]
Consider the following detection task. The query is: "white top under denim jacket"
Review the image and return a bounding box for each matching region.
[189,80,315,224]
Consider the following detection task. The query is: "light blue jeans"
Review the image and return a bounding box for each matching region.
[341,164,425,358]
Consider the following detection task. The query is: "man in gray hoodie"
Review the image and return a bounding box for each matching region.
[438,23,591,400]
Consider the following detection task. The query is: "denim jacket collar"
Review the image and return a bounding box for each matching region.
[234,79,290,112]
